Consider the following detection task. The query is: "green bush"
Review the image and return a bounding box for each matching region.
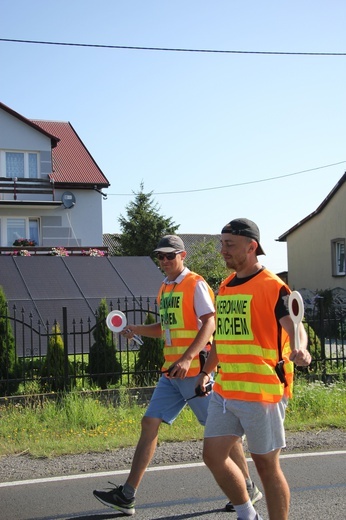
[41,323,72,391]
[0,286,17,395]
[304,320,322,372]
[133,312,164,386]
[88,299,122,389]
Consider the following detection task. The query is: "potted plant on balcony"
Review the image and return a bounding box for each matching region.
[82,248,105,257]
[50,247,69,257]
[12,238,37,247]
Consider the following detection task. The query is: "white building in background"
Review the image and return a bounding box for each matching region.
[0,101,110,248]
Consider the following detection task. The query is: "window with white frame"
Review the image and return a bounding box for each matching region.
[0,151,39,178]
[331,239,345,276]
[5,218,40,246]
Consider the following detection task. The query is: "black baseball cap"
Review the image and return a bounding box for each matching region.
[221,218,265,255]
[153,235,185,253]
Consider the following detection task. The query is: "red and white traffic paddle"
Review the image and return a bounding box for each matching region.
[288,291,304,351]
[106,310,143,345]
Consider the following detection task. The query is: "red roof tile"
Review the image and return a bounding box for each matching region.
[31,120,110,187]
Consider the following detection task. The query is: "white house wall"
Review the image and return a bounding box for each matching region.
[287,183,346,291]
[0,189,103,247]
[46,189,103,247]
[0,108,52,178]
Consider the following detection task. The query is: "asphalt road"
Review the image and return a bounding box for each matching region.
[1,451,345,520]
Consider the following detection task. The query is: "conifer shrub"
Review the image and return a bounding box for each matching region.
[0,286,17,395]
[88,299,122,389]
[133,312,164,386]
[41,323,72,391]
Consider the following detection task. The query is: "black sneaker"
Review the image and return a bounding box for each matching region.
[225,482,263,512]
[93,482,135,516]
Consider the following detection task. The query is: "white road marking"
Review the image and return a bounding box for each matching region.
[0,450,345,488]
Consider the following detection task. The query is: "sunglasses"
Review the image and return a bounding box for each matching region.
[156,251,183,261]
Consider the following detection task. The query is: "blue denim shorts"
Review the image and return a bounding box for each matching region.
[145,374,211,426]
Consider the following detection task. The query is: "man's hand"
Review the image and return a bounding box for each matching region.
[196,371,212,394]
[290,348,311,366]
[120,324,137,340]
[167,358,191,379]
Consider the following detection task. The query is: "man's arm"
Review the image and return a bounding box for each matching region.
[280,315,311,366]
[120,322,162,339]
[169,312,215,379]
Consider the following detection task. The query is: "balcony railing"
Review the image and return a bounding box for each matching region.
[0,177,55,200]
[0,246,109,256]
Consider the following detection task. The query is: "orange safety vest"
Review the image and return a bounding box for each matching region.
[214,269,294,403]
[158,271,214,377]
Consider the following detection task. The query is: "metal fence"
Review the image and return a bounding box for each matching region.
[302,297,346,379]
[0,297,162,396]
[0,296,345,397]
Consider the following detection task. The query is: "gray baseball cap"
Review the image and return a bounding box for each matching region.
[153,235,185,253]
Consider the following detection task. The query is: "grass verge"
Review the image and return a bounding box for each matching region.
[0,378,345,458]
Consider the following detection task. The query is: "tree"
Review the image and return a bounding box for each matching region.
[88,299,122,389]
[117,182,179,256]
[0,286,16,395]
[133,312,164,386]
[41,322,72,392]
[185,239,229,293]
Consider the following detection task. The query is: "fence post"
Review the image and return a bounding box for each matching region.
[62,307,69,389]
[318,297,326,380]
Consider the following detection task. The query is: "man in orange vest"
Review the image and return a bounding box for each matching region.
[93,234,261,515]
[197,218,312,520]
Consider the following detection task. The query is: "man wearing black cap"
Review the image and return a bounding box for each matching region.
[197,218,312,520]
[94,234,261,516]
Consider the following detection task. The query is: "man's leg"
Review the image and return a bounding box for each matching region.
[188,381,253,483]
[229,437,250,480]
[225,437,263,512]
[93,416,162,514]
[251,449,290,520]
[125,415,162,489]
[203,435,252,507]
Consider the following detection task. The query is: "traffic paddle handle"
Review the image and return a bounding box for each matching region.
[288,291,304,351]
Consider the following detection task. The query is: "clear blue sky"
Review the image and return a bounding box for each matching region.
[2,1,346,273]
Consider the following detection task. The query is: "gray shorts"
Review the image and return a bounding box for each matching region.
[204,391,288,454]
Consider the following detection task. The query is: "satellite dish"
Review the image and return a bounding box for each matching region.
[61,191,76,208]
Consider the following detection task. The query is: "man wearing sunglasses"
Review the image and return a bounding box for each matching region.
[93,234,261,516]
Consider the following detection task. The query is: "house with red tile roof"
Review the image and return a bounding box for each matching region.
[0,101,110,249]
[0,102,177,332]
